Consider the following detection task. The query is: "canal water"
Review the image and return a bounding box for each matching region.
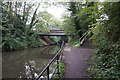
[2,45,60,78]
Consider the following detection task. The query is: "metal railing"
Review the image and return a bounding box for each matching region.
[79,31,89,46]
[35,41,65,80]
[69,30,81,41]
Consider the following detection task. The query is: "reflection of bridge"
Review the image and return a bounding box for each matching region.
[39,29,71,36]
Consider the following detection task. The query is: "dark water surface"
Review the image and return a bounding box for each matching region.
[2,45,60,78]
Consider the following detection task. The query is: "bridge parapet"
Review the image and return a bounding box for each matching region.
[39,33,70,36]
[38,29,71,36]
[49,29,64,33]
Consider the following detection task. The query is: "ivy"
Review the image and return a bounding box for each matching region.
[87,2,120,79]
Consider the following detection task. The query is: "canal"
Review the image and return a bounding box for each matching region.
[2,45,60,78]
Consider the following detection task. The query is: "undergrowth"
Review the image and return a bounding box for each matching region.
[53,62,65,80]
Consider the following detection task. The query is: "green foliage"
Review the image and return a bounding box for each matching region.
[1,2,46,51]
[27,32,45,48]
[72,41,80,48]
[50,36,61,43]
[87,2,120,79]
[35,11,62,32]
[1,2,63,51]
[62,2,90,44]
[53,62,65,80]
[62,2,120,78]
[62,15,76,35]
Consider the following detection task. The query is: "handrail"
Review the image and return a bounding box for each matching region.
[69,30,81,41]
[79,31,88,42]
[35,41,65,80]
[79,30,89,46]
[73,30,81,36]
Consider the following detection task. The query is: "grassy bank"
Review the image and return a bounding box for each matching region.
[53,62,65,80]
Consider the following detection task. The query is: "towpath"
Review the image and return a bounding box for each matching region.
[63,40,93,78]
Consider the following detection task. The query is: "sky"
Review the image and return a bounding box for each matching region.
[38,0,111,21]
[44,0,104,20]
[47,6,66,20]
[37,3,66,21]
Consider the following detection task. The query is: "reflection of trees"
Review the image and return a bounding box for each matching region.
[24,60,51,78]
[3,45,60,78]
[24,60,37,78]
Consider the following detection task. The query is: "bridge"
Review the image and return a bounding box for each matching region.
[38,29,70,45]
[49,29,64,33]
[39,29,71,36]
[36,31,89,80]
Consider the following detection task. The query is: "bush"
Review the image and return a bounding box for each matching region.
[88,20,120,78]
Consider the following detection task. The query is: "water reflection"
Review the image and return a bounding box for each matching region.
[2,45,60,78]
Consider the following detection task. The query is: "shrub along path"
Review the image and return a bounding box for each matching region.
[63,41,93,78]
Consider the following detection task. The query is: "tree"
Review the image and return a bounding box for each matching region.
[34,11,62,33]
[62,2,91,44]
[1,1,42,51]
[88,2,120,78]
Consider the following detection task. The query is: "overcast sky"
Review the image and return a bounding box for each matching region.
[37,0,111,21]
[37,2,67,21]
[47,5,66,20]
